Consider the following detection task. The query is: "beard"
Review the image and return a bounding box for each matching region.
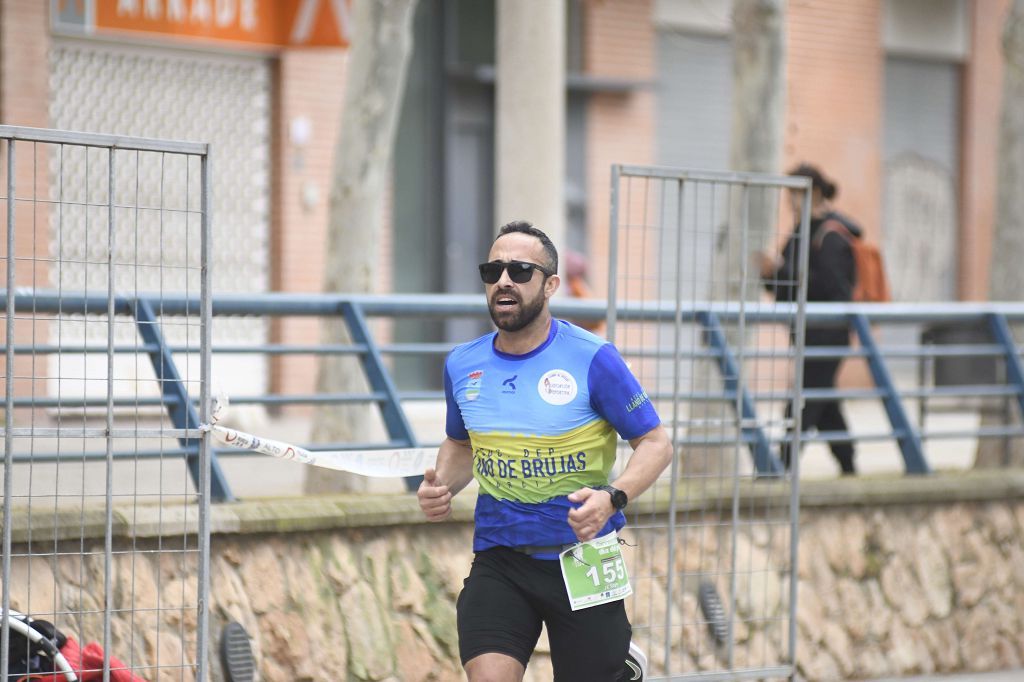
[488,287,546,332]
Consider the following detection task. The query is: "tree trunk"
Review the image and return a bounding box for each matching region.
[726,0,785,290]
[306,0,419,493]
[977,0,1024,469]
[688,0,786,479]
[729,0,785,177]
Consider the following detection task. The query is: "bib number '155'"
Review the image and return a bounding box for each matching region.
[559,531,632,611]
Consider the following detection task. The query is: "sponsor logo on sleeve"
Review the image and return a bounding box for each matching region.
[626,391,650,413]
[537,369,577,405]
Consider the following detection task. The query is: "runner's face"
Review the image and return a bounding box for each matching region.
[484,233,558,332]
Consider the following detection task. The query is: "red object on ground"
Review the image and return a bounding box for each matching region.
[39,636,150,682]
[79,640,148,682]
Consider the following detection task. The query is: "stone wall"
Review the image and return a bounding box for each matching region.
[4,471,1024,681]
[796,500,1024,679]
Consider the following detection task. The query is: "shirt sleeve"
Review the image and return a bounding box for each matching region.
[588,343,661,440]
[443,360,469,441]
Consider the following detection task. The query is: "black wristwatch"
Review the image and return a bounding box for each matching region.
[595,485,628,511]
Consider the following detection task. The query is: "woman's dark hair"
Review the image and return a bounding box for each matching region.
[495,220,558,274]
[789,163,838,200]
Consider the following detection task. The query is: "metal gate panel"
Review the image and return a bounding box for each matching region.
[1,127,213,681]
[608,165,810,680]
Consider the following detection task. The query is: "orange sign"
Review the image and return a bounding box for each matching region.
[52,0,351,49]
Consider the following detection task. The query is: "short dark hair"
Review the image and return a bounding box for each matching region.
[495,220,558,274]
[789,163,838,200]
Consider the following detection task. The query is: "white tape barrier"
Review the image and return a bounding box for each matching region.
[208,424,436,478]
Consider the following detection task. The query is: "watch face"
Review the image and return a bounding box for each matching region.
[606,486,626,510]
[598,485,627,510]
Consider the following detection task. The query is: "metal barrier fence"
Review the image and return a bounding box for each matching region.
[1,126,213,681]
[5,291,1024,675]
[607,166,809,681]
[6,131,1024,681]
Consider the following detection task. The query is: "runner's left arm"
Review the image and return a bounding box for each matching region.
[611,425,673,501]
[567,425,672,540]
[568,343,674,540]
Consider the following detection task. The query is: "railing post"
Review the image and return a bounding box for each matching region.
[850,313,930,474]
[135,298,235,502]
[985,313,1024,421]
[340,301,422,491]
[697,311,783,475]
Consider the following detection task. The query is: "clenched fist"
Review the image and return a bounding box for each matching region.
[418,468,452,521]
[566,487,614,541]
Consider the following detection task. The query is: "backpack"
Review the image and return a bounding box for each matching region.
[813,217,891,303]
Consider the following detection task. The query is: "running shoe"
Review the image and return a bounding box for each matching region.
[620,640,647,681]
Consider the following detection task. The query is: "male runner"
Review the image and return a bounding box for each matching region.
[418,221,673,681]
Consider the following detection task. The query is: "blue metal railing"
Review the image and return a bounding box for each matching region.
[697,311,781,476]
[5,290,1024,499]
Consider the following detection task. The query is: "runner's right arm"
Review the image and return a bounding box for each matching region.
[420,355,476,521]
[418,436,473,521]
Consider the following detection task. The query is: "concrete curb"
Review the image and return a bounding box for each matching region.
[7,468,1024,542]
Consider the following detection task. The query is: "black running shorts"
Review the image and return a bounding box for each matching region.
[456,546,632,681]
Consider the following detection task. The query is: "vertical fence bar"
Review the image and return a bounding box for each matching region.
[725,183,751,671]
[787,178,813,679]
[662,178,685,672]
[103,146,116,682]
[1,138,15,682]
[196,146,214,681]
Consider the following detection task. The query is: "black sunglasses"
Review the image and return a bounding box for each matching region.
[478,260,554,284]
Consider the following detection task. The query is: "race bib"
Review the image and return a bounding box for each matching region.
[559,531,632,611]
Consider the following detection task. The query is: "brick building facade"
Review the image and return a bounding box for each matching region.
[0,0,1012,399]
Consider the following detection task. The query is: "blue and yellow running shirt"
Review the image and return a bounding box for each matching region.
[444,319,661,554]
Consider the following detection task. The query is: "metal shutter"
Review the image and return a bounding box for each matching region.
[883,56,960,303]
[49,40,271,396]
[656,30,734,170]
[654,29,734,303]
